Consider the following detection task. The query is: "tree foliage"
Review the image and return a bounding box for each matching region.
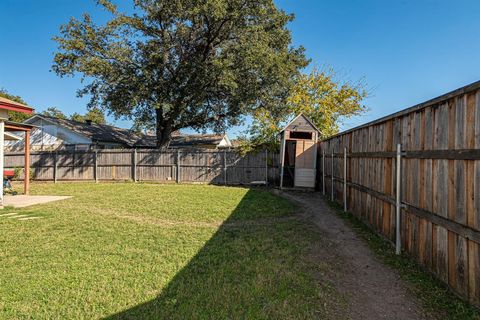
[53,0,307,147]
[42,107,68,119]
[71,107,106,124]
[246,67,368,151]
[0,89,106,125]
[0,89,32,123]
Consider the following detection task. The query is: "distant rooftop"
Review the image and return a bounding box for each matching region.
[26,114,144,147]
[26,114,231,148]
[135,133,231,148]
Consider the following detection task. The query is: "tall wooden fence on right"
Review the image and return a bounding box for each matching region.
[319,81,480,306]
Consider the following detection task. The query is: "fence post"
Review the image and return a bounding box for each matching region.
[322,148,325,195]
[132,148,137,182]
[331,151,334,202]
[279,134,286,189]
[94,150,98,183]
[265,149,268,186]
[223,149,227,185]
[343,147,347,212]
[53,151,58,183]
[176,150,181,183]
[24,130,30,195]
[395,143,402,255]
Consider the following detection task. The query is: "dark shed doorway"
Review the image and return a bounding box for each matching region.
[279,114,321,189]
[282,140,296,188]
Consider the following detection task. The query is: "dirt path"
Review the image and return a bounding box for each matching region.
[280,191,430,320]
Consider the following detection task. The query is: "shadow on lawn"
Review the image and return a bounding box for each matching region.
[103,189,310,319]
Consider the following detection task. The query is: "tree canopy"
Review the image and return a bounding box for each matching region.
[53,0,308,147]
[0,89,107,125]
[71,107,106,124]
[41,107,68,119]
[243,67,368,151]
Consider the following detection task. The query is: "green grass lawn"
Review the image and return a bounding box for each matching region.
[0,183,345,319]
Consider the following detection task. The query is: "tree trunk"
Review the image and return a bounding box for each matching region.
[155,108,172,148]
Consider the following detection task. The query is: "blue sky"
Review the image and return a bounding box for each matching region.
[1,0,479,137]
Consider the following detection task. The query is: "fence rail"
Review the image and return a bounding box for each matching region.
[319,81,480,306]
[6,149,280,186]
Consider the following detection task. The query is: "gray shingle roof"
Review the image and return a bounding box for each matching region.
[26,115,144,147]
[135,133,227,148]
[26,115,228,148]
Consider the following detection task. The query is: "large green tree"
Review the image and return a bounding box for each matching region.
[243,67,368,151]
[53,0,307,147]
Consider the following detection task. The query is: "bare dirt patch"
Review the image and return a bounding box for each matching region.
[280,191,432,320]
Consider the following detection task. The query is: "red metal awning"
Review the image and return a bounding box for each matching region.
[0,97,34,114]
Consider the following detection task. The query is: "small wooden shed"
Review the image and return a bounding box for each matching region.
[279,114,320,189]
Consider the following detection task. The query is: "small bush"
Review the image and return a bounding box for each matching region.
[12,166,35,181]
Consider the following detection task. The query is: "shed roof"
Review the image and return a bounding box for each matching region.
[280,113,320,133]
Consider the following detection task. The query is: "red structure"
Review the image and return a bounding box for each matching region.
[0,97,34,204]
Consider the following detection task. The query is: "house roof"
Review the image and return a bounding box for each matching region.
[135,133,231,148]
[25,114,231,148]
[0,97,34,114]
[25,114,144,147]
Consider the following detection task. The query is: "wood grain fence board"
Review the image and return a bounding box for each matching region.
[412,214,419,259]
[476,91,480,150]
[418,217,426,265]
[474,161,480,232]
[436,225,449,283]
[425,219,433,268]
[469,241,480,303]
[456,235,469,297]
[5,149,278,185]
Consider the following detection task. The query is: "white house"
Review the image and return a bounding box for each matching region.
[6,114,233,151]
[6,114,146,151]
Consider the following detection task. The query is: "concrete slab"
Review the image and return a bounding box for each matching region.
[3,195,72,208]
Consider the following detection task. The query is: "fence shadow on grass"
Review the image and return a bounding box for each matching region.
[103,189,306,319]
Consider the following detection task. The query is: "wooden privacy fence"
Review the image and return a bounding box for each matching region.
[319,81,480,306]
[5,149,279,186]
